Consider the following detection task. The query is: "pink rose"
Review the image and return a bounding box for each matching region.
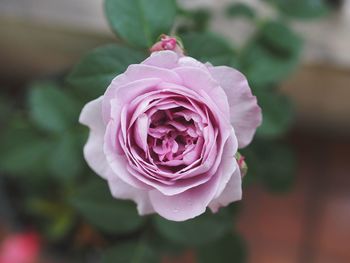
[79,50,261,221]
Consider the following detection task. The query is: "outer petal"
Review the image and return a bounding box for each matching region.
[106,169,154,215]
[209,160,242,213]
[142,50,179,69]
[79,97,109,179]
[174,67,230,119]
[80,98,154,215]
[208,66,262,148]
[149,175,219,221]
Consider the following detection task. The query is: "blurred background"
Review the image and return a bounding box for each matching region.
[0,0,349,262]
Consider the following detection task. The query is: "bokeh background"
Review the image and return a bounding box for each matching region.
[0,0,349,262]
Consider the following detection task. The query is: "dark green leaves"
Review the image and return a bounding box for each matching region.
[226,3,255,19]
[102,242,159,263]
[154,210,232,246]
[259,21,302,55]
[105,0,176,48]
[242,140,296,192]
[48,131,85,182]
[256,91,294,138]
[197,234,247,263]
[182,32,236,66]
[266,0,329,19]
[29,82,80,133]
[67,44,145,102]
[0,118,51,175]
[69,177,145,234]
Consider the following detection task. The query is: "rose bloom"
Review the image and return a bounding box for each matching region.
[80,49,261,221]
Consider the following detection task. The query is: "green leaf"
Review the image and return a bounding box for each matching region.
[242,140,296,192]
[105,0,177,47]
[48,131,85,182]
[69,177,145,234]
[153,209,232,246]
[266,0,329,19]
[0,94,13,125]
[66,44,145,102]
[259,21,302,55]
[27,199,75,240]
[240,41,300,87]
[29,82,80,133]
[102,241,159,263]
[0,117,52,175]
[256,90,294,138]
[182,32,236,66]
[197,234,247,263]
[226,3,256,19]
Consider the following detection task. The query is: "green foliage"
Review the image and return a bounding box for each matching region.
[105,0,177,48]
[102,241,159,263]
[69,177,145,234]
[153,210,232,246]
[0,94,13,125]
[66,44,145,102]
[266,0,329,19]
[197,234,247,263]
[239,20,302,88]
[226,3,256,19]
[259,21,303,55]
[29,82,80,133]
[0,117,52,176]
[27,199,75,240]
[48,131,85,182]
[182,32,237,66]
[256,90,294,138]
[242,140,296,192]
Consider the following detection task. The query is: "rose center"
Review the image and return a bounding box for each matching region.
[147,108,203,170]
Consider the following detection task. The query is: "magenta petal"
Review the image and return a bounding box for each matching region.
[208,66,262,148]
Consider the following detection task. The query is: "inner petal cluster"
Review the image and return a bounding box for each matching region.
[148,107,204,170]
[127,93,213,177]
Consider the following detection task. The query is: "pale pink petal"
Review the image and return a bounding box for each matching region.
[103,78,161,123]
[79,97,109,179]
[142,50,179,69]
[106,169,154,215]
[133,113,149,152]
[211,129,238,198]
[174,67,230,119]
[209,161,242,213]
[125,64,182,84]
[149,175,219,221]
[208,66,262,148]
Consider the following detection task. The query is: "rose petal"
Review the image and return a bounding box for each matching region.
[149,174,219,221]
[208,66,262,148]
[133,113,149,152]
[106,169,154,215]
[174,67,230,119]
[142,50,179,69]
[209,161,242,213]
[79,97,109,179]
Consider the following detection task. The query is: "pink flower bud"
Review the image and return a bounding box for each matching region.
[0,232,41,263]
[236,152,248,177]
[150,34,185,56]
